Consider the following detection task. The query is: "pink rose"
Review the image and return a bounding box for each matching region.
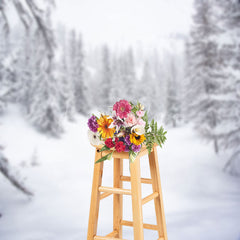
[137,118,146,127]
[136,110,145,117]
[125,113,137,127]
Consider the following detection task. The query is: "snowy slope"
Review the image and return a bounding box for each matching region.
[0,105,239,240]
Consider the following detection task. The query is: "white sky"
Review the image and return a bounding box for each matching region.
[54,0,194,49]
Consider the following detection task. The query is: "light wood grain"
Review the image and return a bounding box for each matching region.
[149,146,168,240]
[120,175,152,184]
[87,150,104,240]
[99,192,112,200]
[142,192,159,205]
[113,158,123,238]
[94,236,127,240]
[99,186,131,195]
[130,156,144,240]
[87,144,168,240]
[120,219,158,231]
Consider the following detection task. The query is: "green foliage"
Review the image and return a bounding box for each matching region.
[129,150,138,163]
[144,112,167,154]
[99,145,110,152]
[130,101,141,115]
[95,151,113,164]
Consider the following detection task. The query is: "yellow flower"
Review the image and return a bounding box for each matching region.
[97,115,115,139]
[130,132,146,145]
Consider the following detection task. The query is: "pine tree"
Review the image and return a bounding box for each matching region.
[186,0,220,152]
[58,28,75,120]
[68,31,88,115]
[211,0,240,175]
[13,28,34,114]
[0,27,7,113]
[138,61,155,114]
[116,49,136,102]
[99,45,113,108]
[164,56,180,127]
[28,11,62,137]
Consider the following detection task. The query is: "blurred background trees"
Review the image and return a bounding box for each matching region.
[0,0,240,180]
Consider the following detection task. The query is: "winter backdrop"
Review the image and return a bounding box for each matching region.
[0,0,240,239]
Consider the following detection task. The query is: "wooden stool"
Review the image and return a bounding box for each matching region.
[87,145,168,240]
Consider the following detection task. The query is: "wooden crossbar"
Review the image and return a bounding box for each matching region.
[120,220,159,231]
[142,192,159,205]
[105,230,117,237]
[94,236,126,240]
[158,238,165,240]
[99,186,131,195]
[100,192,112,200]
[120,176,152,184]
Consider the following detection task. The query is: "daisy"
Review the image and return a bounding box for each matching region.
[97,115,115,139]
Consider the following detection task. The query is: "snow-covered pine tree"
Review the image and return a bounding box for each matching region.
[0,26,7,113]
[110,53,122,103]
[68,31,89,115]
[164,55,180,127]
[151,50,165,117]
[98,45,113,109]
[28,10,62,137]
[211,0,240,175]
[126,48,136,97]
[13,28,34,114]
[186,0,220,152]
[58,28,75,121]
[119,48,136,100]
[136,60,159,117]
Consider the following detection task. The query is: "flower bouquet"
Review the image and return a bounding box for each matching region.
[87,99,167,163]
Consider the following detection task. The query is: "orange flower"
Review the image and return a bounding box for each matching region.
[97,115,115,139]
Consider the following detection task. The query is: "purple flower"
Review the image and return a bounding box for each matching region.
[124,145,130,152]
[131,144,141,152]
[88,115,99,132]
[113,116,124,127]
[125,135,131,146]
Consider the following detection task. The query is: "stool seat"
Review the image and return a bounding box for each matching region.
[87,145,168,240]
[93,143,157,159]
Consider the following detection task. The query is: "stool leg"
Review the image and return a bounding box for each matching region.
[149,147,168,240]
[130,157,144,240]
[87,150,104,240]
[113,158,123,238]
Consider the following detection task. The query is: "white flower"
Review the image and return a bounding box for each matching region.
[131,125,145,135]
[88,130,101,146]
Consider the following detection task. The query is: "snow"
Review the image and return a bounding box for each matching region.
[0,105,240,240]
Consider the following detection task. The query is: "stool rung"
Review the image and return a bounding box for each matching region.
[105,230,117,237]
[158,238,165,240]
[142,192,159,205]
[94,236,126,240]
[99,186,131,195]
[120,220,159,231]
[120,175,152,184]
[100,192,112,200]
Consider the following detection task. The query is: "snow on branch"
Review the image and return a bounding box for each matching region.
[0,147,33,196]
[0,0,55,55]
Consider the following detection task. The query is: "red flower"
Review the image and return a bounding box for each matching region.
[115,141,125,152]
[105,138,115,148]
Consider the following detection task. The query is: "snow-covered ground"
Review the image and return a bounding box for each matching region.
[0,106,240,240]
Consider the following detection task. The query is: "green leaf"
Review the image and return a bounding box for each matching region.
[129,151,138,163]
[95,152,113,163]
[99,145,110,152]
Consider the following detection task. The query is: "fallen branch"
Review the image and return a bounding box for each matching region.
[0,150,33,196]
